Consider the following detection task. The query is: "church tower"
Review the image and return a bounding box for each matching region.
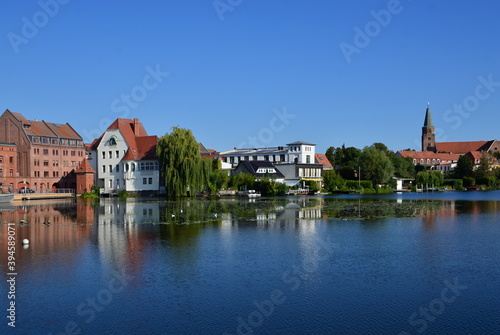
[422,104,436,152]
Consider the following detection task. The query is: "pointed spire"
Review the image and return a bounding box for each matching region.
[423,103,433,127]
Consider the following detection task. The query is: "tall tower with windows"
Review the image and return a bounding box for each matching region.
[422,104,436,152]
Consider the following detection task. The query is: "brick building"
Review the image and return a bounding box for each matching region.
[0,142,17,192]
[0,109,85,191]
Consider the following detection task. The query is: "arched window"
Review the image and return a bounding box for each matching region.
[427,159,430,164]
[109,136,117,145]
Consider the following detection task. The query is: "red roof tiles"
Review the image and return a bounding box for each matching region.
[315,154,333,169]
[435,141,489,154]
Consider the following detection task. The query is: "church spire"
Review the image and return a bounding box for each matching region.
[422,103,436,152]
[423,102,433,127]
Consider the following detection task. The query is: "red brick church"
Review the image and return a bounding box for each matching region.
[397,106,500,171]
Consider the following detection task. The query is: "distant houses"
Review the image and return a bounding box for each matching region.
[2,103,497,196]
[220,141,328,188]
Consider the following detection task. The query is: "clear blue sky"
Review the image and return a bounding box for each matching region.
[2,0,500,154]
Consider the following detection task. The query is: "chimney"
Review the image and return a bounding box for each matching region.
[133,118,140,136]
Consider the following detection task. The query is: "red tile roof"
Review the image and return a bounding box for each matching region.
[75,158,95,174]
[436,141,489,154]
[92,118,157,161]
[315,154,333,168]
[10,111,82,140]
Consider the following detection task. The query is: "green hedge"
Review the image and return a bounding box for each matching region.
[345,180,372,189]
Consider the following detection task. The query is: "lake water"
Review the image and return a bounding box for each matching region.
[1,192,499,334]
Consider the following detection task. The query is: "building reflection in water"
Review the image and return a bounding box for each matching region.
[2,196,499,275]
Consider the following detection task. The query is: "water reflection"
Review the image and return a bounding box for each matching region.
[1,195,500,269]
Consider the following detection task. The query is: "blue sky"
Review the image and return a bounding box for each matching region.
[2,0,500,154]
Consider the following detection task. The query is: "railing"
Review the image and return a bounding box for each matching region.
[13,188,75,195]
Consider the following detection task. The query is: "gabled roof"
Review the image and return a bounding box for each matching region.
[90,118,149,150]
[465,151,498,165]
[8,110,82,140]
[436,141,489,154]
[75,158,95,174]
[315,154,333,168]
[122,136,158,161]
[89,118,157,161]
[236,161,285,178]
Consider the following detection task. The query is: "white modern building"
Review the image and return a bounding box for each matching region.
[88,118,160,195]
[220,141,324,187]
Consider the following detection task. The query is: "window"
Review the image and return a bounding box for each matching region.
[41,137,49,144]
[280,154,285,162]
[44,171,49,177]
[71,151,75,156]
[43,160,49,166]
[102,165,106,173]
[0,169,2,177]
[52,139,59,145]
[143,178,147,185]
[306,155,311,164]
[131,163,135,172]
[116,150,119,158]
[43,149,49,155]
[109,165,112,173]
[109,179,113,188]
[244,156,249,161]
[109,137,117,145]
[0,156,3,162]
[139,162,157,171]
[116,164,120,172]
[116,179,120,187]
[9,156,14,163]
[109,151,112,159]
[102,152,106,159]
[148,178,153,184]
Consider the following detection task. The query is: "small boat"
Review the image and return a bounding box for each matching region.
[0,194,14,203]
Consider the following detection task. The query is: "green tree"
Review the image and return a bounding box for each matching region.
[392,156,416,178]
[325,146,336,167]
[416,170,444,187]
[474,153,493,180]
[360,146,395,185]
[373,142,394,158]
[454,155,474,179]
[210,169,230,192]
[230,173,255,191]
[157,127,203,197]
[323,170,345,192]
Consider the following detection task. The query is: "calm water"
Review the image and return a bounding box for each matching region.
[1,192,499,334]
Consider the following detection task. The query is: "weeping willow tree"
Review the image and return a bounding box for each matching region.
[157,127,207,197]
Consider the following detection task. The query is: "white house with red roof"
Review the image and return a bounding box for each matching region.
[89,118,160,195]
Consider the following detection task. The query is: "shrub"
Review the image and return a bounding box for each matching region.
[463,177,476,188]
[453,179,465,191]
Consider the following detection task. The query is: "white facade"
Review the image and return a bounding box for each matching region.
[92,129,159,194]
[95,129,128,192]
[220,141,316,167]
